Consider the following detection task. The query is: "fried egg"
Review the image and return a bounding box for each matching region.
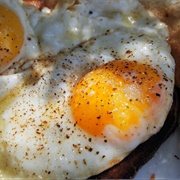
[0,29,174,178]
[0,0,39,73]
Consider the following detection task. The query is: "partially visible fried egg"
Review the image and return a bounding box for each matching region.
[0,0,39,73]
[0,29,174,178]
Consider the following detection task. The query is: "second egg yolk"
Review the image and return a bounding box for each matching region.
[0,4,24,72]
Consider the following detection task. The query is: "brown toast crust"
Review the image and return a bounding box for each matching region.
[139,0,180,87]
[91,87,179,179]
[22,0,59,10]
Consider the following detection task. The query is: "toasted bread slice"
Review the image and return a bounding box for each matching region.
[22,0,59,10]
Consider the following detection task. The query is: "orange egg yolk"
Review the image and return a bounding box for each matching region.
[70,60,163,136]
[0,4,24,71]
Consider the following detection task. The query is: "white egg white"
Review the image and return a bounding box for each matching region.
[19,0,168,56]
[0,28,174,179]
[75,0,168,39]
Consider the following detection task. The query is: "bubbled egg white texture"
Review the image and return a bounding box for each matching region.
[0,0,39,74]
[21,0,168,56]
[0,0,168,74]
[0,28,174,178]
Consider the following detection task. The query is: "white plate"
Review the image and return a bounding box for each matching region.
[135,125,180,179]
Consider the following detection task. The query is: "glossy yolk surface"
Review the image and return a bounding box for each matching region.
[0,4,24,71]
[70,60,163,136]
